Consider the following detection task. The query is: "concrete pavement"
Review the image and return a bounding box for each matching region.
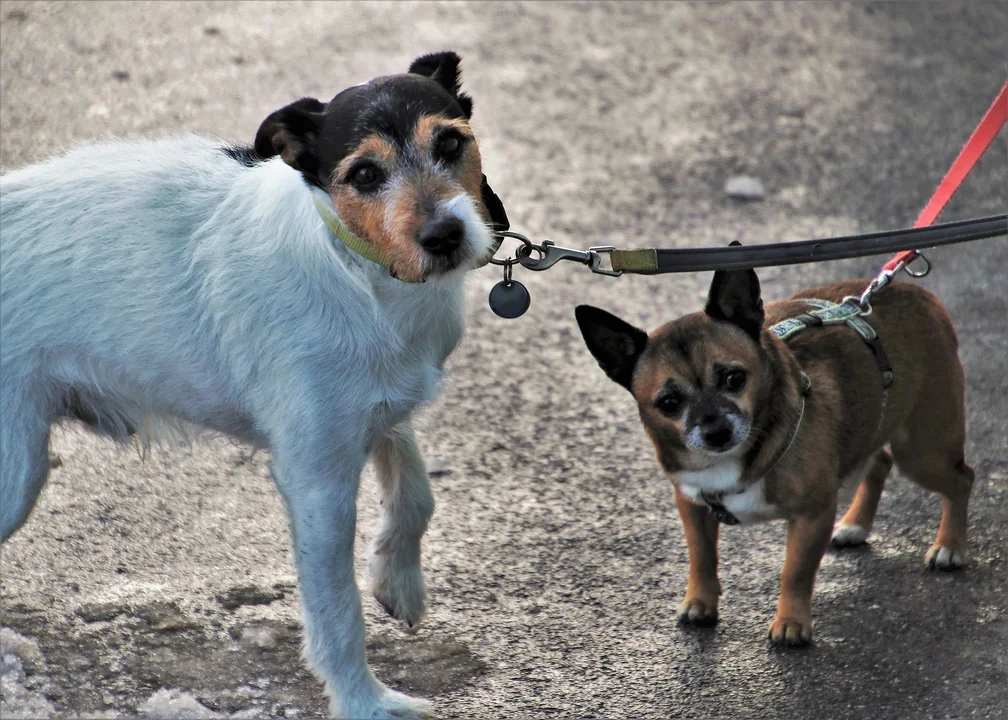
[2,2,1006,718]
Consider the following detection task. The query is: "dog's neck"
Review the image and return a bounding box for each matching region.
[262,166,468,365]
[742,331,810,480]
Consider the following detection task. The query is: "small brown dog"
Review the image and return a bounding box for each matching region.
[575,267,973,646]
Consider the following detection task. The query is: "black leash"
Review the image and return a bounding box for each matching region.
[606,213,1007,274]
[487,214,1007,318]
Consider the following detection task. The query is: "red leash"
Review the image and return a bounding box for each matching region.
[881,80,1008,274]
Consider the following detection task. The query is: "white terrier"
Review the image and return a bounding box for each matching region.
[0,51,508,719]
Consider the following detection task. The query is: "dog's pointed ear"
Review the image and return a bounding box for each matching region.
[575,305,649,391]
[409,51,473,118]
[704,242,764,341]
[254,97,328,185]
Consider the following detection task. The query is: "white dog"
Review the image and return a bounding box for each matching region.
[0,51,508,719]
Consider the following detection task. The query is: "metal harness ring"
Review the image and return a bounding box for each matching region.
[903,252,932,278]
[489,231,535,267]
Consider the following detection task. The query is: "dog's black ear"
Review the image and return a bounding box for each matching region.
[409,51,473,118]
[704,242,764,341]
[480,175,509,231]
[575,305,649,391]
[254,97,328,185]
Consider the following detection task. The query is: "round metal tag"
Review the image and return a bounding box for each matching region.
[488,280,530,319]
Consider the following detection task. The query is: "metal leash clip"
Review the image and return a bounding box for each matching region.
[857,250,932,311]
[516,240,622,276]
[486,232,621,318]
[857,269,895,311]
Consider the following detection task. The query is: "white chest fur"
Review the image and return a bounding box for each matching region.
[676,461,781,524]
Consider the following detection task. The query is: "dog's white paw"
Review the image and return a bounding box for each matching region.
[676,596,719,626]
[369,545,427,628]
[336,687,433,720]
[831,523,870,548]
[925,544,966,571]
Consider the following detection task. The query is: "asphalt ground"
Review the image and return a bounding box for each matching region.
[1,2,1006,719]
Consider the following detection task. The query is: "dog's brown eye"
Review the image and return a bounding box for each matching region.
[723,369,748,392]
[436,133,464,161]
[350,164,382,191]
[656,393,683,416]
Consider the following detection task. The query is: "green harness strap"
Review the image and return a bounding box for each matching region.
[769,298,894,428]
[771,299,877,344]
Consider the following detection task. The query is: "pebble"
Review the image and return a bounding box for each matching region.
[0,628,46,674]
[135,601,196,632]
[724,175,765,201]
[139,688,221,719]
[427,458,453,477]
[0,648,55,720]
[215,585,284,610]
[239,626,278,650]
[76,602,124,623]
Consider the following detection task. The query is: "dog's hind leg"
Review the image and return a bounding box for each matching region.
[270,439,432,720]
[1,390,52,541]
[890,364,974,570]
[368,421,434,629]
[831,447,893,548]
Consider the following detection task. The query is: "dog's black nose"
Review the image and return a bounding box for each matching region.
[703,423,734,449]
[418,217,464,256]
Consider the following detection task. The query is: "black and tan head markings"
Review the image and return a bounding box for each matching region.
[253,52,495,281]
[628,315,766,457]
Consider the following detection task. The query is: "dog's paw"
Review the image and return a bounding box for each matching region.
[369,550,426,629]
[677,597,719,626]
[767,615,813,647]
[925,543,966,571]
[336,687,433,719]
[831,523,870,548]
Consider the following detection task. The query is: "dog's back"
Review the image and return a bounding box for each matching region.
[3,138,240,441]
[768,279,970,515]
[0,136,331,444]
[770,279,962,448]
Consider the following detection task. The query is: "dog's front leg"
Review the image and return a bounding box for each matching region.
[768,503,836,647]
[675,488,721,626]
[270,450,431,720]
[369,421,434,629]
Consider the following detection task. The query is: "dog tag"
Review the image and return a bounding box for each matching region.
[489,279,530,319]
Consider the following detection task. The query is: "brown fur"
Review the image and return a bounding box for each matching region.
[325,116,485,282]
[332,135,398,180]
[266,128,305,167]
[600,278,974,646]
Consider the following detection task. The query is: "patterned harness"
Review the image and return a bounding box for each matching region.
[701,298,893,526]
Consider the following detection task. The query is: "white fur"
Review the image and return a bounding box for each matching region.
[831,523,870,547]
[677,461,780,524]
[0,134,492,719]
[677,460,744,493]
[683,412,750,454]
[925,545,965,570]
[718,479,781,523]
[442,192,494,268]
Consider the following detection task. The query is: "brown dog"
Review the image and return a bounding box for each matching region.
[575,267,973,646]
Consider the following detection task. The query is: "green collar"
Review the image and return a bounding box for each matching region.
[311,190,501,282]
[312,192,394,269]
